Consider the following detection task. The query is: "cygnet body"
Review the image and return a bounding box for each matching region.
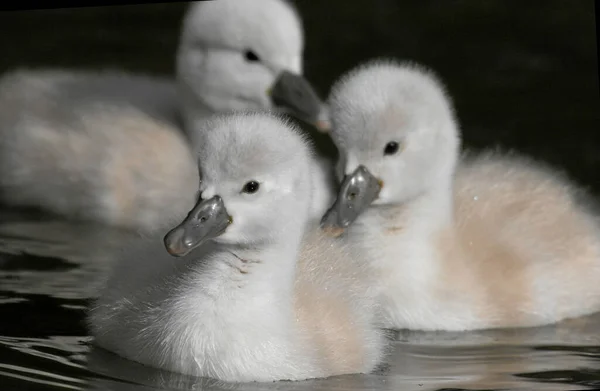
[321,59,600,331]
[0,0,332,230]
[88,112,386,382]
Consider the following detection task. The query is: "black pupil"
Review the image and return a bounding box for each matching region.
[384,141,399,155]
[244,181,259,193]
[244,50,259,62]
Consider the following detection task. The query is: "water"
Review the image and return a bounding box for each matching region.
[1,1,599,390]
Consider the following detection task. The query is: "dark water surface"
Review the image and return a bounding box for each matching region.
[1,1,599,390]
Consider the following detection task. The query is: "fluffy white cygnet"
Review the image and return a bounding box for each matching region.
[87,112,386,382]
[176,0,331,137]
[0,0,332,230]
[321,59,600,331]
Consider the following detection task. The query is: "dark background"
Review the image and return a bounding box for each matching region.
[0,1,597,187]
[0,2,598,390]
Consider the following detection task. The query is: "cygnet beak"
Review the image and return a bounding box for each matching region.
[320,165,382,237]
[164,195,232,257]
[269,70,331,131]
[314,103,332,133]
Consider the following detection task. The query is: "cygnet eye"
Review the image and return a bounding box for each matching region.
[244,50,260,62]
[242,180,260,194]
[384,141,400,156]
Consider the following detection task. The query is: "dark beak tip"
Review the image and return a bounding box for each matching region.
[163,232,188,258]
[320,210,346,238]
[165,245,186,257]
[321,224,346,238]
[270,70,326,131]
[315,119,331,132]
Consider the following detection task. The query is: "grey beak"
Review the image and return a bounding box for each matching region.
[164,195,232,257]
[269,71,331,131]
[320,165,382,237]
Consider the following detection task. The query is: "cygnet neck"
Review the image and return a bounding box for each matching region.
[213,224,306,303]
[410,178,455,229]
[396,117,460,231]
[366,169,456,235]
[176,80,218,147]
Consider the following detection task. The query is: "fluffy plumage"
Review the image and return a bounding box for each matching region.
[0,0,333,230]
[88,112,386,382]
[326,59,600,331]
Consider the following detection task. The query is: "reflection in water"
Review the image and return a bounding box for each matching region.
[2,323,600,391]
[1,215,600,391]
[0,336,90,390]
[1,0,599,390]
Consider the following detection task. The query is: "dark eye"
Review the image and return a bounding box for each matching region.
[244,50,260,62]
[384,141,400,156]
[242,180,260,194]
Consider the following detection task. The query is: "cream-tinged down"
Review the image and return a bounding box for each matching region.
[325,59,600,331]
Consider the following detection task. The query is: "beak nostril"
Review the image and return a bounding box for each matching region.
[200,216,207,223]
[348,192,357,200]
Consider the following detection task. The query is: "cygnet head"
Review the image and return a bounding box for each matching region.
[164,112,314,256]
[177,0,329,130]
[321,59,461,231]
